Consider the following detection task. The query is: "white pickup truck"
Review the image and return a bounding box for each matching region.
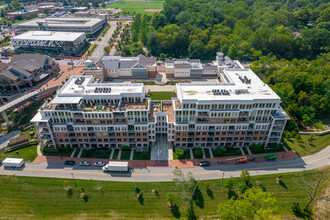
[102,161,129,172]
[2,158,24,168]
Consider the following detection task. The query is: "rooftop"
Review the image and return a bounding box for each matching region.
[176,68,281,102]
[101,54,156,69]
[14,17,104,28]
[11,31,85,42]
[55,76,144,98]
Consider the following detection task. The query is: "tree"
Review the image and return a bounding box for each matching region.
[224,178,237,200]
[297,171,330,209]
[151,12,168,30]
[0,10,5,18]
[172,168,200,218]
[218,187,279,220]
[12,0,21,11]
[166,192,176,206]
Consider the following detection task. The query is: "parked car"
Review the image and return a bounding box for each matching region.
[55,57,61,60]
[198,161,211,167]
[79,161,91,166]
[67,61,74,65]
[93,161,105,167]
[64,160,75,165]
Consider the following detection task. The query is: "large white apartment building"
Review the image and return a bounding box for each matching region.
[32,54,288,152]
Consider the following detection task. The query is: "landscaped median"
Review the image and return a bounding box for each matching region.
[87,44,98,56]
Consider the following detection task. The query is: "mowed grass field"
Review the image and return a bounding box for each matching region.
[0,168,329,219]
[108,2,163,15]
[284,134,330,157]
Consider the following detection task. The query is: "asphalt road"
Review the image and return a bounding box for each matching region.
[88,21,117,62]
[1,146,329,182]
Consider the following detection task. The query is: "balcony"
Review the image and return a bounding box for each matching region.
[198,112,209,117]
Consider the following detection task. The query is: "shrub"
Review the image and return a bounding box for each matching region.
[213,147,224,157]
[250,144,263,153]
[175,149,184,158]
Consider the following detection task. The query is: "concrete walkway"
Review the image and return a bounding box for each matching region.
[239,147,246,156]
[70,148,77,158]
[202,148,206,159]
[246,147,252,155]
[168,148,173,160]
[109,149,114,159]
[37,143,42,156]
[117,150,122,160]
[209,148,214,158]
[77,148,83,158]
[189,148,194,159]
[130,149,134,160]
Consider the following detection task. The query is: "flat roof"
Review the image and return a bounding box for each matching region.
[3,158,24,163]
[57,76,144,97]
[109,161,128,167]
[11,31,85,42]
[176,68,280,102]
[14,17,103,28]
[30,112,51,122]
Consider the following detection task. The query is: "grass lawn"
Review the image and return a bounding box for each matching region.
[150,91,173,100]
[80,149,111,159]
[107,2,163,15]
[19,127,37,140]
[205,148,211,158]
[283,134,330,157]
[193,148,203,159]
[0,144,37,162]
[43,148,74,157]
[0,167,328,219]
[121,150,131,160]
[112,149,119,160]
[133,151,150,160]
[250,144,285,155]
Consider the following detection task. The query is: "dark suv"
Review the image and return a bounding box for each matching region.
[64,160,75,165]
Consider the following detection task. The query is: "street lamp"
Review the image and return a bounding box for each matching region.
[71,172,77,186]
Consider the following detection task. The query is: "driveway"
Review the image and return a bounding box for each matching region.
[151,134,169,160]
[0,130,20,149]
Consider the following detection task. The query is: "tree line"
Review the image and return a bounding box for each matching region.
[131,0,329,61]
